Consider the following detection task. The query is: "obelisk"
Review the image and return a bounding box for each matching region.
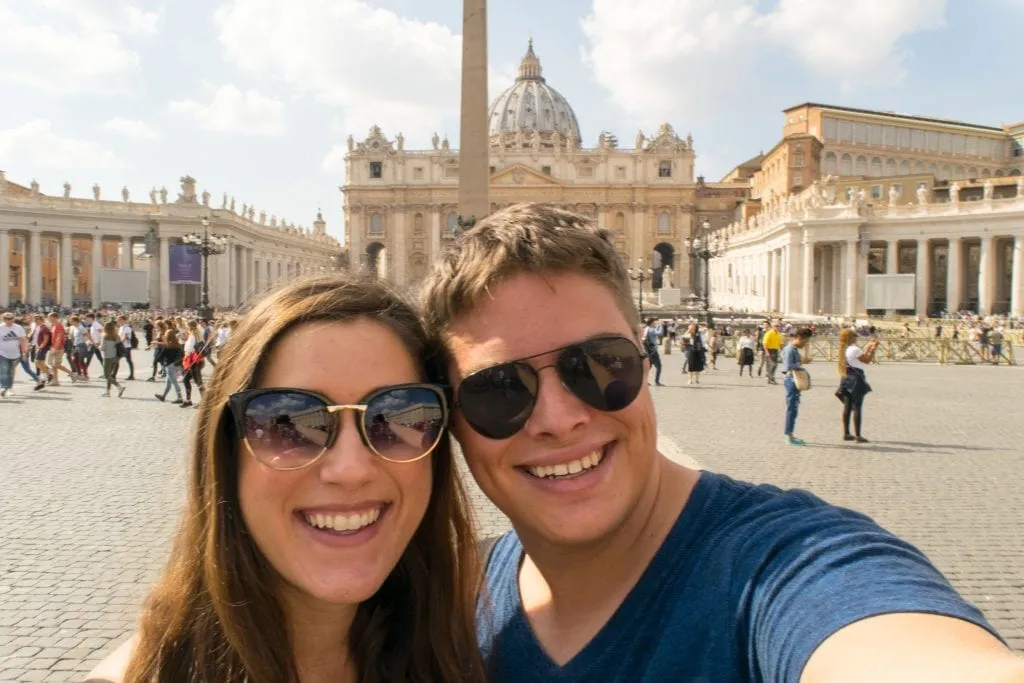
[458,0,489,229]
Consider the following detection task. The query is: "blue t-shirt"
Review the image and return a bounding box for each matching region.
[477,471,1000,683]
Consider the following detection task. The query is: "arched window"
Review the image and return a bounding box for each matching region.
[615,212,625,231]
[840,154,852,175]
[822,152,837,175]
[657,212,671,235]
[981,168,992,178]
[1012,169,1022,176]
[899,160,911,176]
[955,165,965,179]
[855,156,868,176]
[446,212,458,234]
[915,160,925,174]
[370,214,383,235]
[885,159,897,176]
[870,157,882,177]
[413,213,424,235]
[940,164,951,181]
[968,167,978,179]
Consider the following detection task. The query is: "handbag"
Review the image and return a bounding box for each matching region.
[791,368,812,391]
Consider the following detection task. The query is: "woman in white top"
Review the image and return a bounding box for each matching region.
[737,330,756,377]
[836,328,878,443]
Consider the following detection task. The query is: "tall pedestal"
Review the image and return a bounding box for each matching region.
[458,0,489,223]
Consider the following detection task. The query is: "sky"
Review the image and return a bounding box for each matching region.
[2,0,1023,242]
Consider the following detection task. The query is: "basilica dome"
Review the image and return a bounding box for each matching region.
[488,40,581,146]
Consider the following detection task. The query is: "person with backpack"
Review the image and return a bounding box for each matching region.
[117,315,137,381]
[642,317,663,386]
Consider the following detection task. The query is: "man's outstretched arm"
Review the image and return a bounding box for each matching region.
[802,613,1024,683]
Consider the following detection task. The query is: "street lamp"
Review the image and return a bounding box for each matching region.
[685,219,727,328]
[627,258,654,319]
[183,217,227,320]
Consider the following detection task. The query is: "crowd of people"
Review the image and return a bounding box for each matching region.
[0,309,235,402]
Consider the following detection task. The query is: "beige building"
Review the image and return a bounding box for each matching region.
[341,40,746,295]
[0,173,340,309]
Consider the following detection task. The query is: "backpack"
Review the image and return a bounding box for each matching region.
[130,329,139,349]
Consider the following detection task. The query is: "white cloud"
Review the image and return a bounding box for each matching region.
[581,0,947,120]
[169,84,286,136]
[0,120,125,170]
[214,0,462,141]
[100,117,162,140]
[0,1,157,94]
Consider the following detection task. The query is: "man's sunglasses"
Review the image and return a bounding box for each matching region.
[456,335,647,440]
[227,384,448,470]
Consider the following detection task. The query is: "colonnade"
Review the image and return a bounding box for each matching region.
[713,232,1024,317]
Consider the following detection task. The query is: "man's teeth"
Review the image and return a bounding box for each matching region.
[304,508,381,532]
[527,450,605,479]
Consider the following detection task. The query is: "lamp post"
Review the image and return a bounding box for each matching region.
[183,217,227,320]
[627,258,653,319]
[685,219,727,328]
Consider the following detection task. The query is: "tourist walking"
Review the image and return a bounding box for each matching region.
[30,314,51,391]
[837,327,877,443]
[100,321,126,398]
[45,312,76,385]
[762,320,783,384]
[781,328,813,446]
[642,317,663,386]
[181,320,206,408]
[117,315,137,380]
[737,329,756,377]
[682,323,706,384]
[153,329,184,403]
[0,312,29,398]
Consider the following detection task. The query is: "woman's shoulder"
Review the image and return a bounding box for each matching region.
[84,635,136,682]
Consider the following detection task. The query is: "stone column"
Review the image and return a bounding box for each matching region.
[978,234,995,315]
[60,233,73,307]
[121,236,132,269]
[27,231,42,305]
[845,239,859,316]
[350,208,365,273]
[90,234,102,308]
[393,210,407,285]
[885,239,900,316]
[915,239,931,317]
[676,207,693,296]
[946,238,962,314]
[768,249,779,312]
[1011,235,1024,317]
[430,208,442,264]
[802,236,815,315]
[0,230,9,307]
[159,237,171,308]
[458,0,489,222]
[781,245,795,314]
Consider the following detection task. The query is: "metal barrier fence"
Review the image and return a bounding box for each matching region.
[676,337,1017,366]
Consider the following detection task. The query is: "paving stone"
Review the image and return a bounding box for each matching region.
[1,349,1020,681]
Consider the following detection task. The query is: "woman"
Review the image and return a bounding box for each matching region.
[147,320,167,381]
[153,328,184,404]
[181,320,206,408]
[89,275,484,683]
[837,327,877,443]
[737,329,756,377]
[100,321,126,398]
[681,323,706,385]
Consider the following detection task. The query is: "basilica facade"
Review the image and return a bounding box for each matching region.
[341,40,747,295]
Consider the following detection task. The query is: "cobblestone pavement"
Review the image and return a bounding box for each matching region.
[1,350,1020,680]
[652,350,1024,653]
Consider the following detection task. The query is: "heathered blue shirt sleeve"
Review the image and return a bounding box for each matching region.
[737,488,1004,682]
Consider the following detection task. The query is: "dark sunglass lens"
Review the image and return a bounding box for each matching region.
[458,363,537,440]
[364,387,446,461]
[557,337,644,412]
[243,392,330,467]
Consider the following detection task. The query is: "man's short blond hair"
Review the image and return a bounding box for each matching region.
[421,202,638,336]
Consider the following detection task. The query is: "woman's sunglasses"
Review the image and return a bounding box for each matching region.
[456,335,647,440]
[227,384,448,470]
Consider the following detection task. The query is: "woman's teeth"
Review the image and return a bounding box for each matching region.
[304,508,381,532]
[527,449,605,480]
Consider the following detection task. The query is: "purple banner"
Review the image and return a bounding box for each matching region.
[169,244,201,285]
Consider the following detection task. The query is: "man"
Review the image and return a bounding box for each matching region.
[31,314,51,391]
[762,319,783,384]
[780,328,812,446]
[421,204,1022,683]
[641,317,663,386]
[85,313,103,371]
[46,312,75,385]
[0,312,29,398]
[990,326,1004,365]
[117,315,136,380]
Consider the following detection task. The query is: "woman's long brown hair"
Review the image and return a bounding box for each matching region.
[837,327,858,375]
[124,275,485,683]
